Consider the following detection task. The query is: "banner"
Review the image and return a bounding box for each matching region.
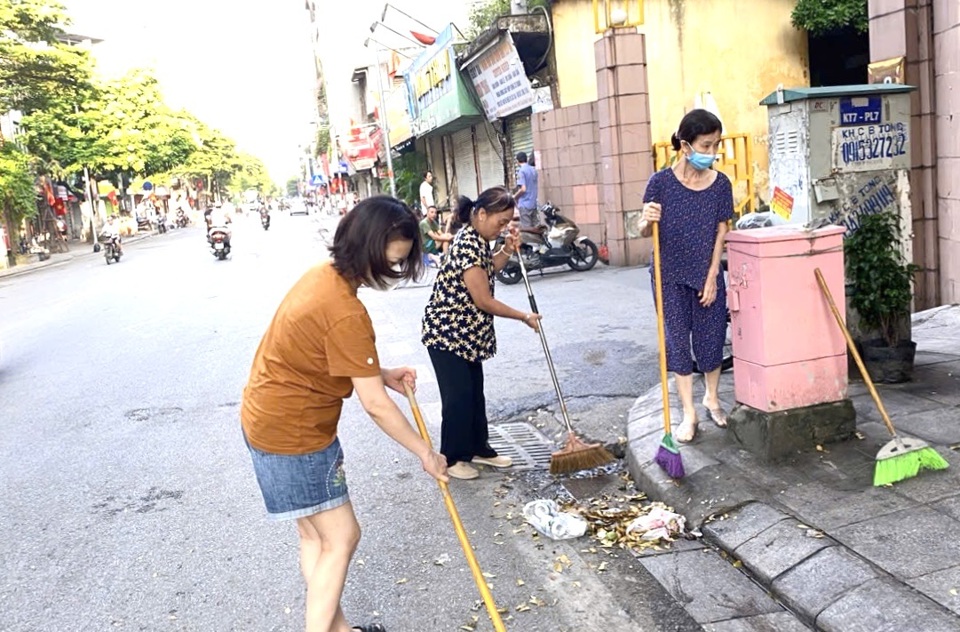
[465,32,534,121]
[404,25,481,135]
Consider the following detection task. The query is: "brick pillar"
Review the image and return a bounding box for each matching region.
[933,0,960,303]
[868,0,941,308]
[595,29,654,267]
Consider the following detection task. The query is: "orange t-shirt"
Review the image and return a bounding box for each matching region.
[241,261,381,455]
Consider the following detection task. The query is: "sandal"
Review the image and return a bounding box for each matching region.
[675,417,698,443]
[352,625,386,632]
[702,400,728,428]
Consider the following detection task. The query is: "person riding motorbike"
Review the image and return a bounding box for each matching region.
[102,215,123,255]
[207,203,233,249]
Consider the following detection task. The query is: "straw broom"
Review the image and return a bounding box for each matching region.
[511,248,614,474]
[403,384,508,632]
[814,268,948,486]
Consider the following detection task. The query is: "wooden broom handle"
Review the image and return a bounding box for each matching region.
[403,384,507,632]
[652,222,673,435]
[813,268,897,437]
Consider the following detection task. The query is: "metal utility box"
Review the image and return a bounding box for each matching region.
[760,84,915,240]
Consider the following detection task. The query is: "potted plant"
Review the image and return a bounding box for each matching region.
[844,209,920,383]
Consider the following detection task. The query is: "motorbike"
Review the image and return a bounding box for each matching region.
[208,226,231,260]
[495,202,599,285]
[100,234,122,264]
[176,209,190,228]
[260,208,270,231]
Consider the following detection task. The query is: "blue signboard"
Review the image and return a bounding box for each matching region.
[839,96,882,126]
[310,174,325,186]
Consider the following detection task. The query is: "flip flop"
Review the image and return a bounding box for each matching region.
[675,418,698,443]
[352,625,386,632]
[703,402,728,428]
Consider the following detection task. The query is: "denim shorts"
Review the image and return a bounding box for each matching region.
[244,434,350,521]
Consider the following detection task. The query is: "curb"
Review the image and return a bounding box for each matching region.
[625,381,960,631]
[0,231,158,280]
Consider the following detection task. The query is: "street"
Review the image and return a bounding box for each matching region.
[0,211,701,631]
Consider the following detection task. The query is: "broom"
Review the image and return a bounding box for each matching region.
[403,384,508,632]
[512,248,615,474]
[814,268,948,486]
[652,221,685,478]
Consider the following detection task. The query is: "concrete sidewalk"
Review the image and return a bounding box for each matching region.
[0,231,158,280]
[626,305,960,631]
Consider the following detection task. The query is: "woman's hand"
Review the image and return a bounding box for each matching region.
[382,366,417,395]
[421,450,449,483]
[642,202,662,223]
[503,227,520,254]
[700,275,718,307]
[523,312,543,332]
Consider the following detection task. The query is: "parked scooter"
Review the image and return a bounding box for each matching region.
[260,207,270,231]
[100,234,122,264]
[176,209,190,228]
[495,203,599,284]
[208,226,231,260]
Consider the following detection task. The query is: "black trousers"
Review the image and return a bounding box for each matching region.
[427,346,497,466]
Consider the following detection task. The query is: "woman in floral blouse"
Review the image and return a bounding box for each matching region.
[422,187,542,480]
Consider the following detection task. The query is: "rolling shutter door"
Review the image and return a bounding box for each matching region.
[452,127,478,201]
[507,115,534,187]
[476,123,505,190]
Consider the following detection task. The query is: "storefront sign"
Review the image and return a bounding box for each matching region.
[465,32,534,121]
[404,25,481,135]
[386,82,414,148]
[832,122,908,173]
[343,127,381,172]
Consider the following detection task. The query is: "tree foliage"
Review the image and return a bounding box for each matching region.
[466,0,511,39]
[0,144,38,226]
[0,0,93,115]
[286,177,299,197]
[792,0,868,36]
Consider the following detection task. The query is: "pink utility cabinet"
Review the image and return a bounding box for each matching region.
[725,225,848,413]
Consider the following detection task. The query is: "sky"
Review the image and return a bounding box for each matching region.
[63,0,474,186]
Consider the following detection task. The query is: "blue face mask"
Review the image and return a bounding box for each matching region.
[687,151,716,171]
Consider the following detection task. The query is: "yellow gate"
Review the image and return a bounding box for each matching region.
[653,133,756,217]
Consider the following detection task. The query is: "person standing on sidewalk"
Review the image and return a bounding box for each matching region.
[422,187,543,480]
[513,152,539,230]
[241,196,448,632]
[640,109,733,443]
[419,171,435,213]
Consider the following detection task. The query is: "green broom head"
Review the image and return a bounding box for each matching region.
[874,437,949,486]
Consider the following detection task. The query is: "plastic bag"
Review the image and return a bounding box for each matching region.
[735,211,786,231]
[522,499,588,541]
[626,507,686,541]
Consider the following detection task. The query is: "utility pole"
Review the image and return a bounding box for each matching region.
[372,44,396,197]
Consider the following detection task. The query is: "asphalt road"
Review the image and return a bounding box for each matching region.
[0,210,700,631]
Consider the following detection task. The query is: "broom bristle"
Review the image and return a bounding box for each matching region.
[550,434,615,475]
[874,447,949,486]
[654,433,685,479]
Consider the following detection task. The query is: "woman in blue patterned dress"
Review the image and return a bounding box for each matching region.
[640,109,733,442]
[422,187,542,480]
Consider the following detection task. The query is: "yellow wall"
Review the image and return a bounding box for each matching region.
[551,0,810,200]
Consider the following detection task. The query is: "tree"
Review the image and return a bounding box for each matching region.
[314,124,330,158]
[0,144,37,263]
[792,0,868,36]
[0,0,93,116]
[286,177,299,197]
[466,0,510,39]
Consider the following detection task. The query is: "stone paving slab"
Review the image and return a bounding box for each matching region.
[887,449,960,504]
[733,520,835,584]
[882,406,960,445]
[816,577,960,632]
[907,565,960,616]
[932,494,960,521]
[833,506,960,580]
[639,549,783,624]
[702,612,812,632]
[772,545,880,619]
[848,389,944,423]
[701,502,790,552]
[776,478,921,531]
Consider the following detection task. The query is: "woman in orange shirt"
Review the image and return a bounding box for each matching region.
[241,196,448,632]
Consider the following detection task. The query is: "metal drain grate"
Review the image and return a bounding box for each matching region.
[487,422,555,470]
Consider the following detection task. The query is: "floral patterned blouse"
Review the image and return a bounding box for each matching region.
[421,224,497,362]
